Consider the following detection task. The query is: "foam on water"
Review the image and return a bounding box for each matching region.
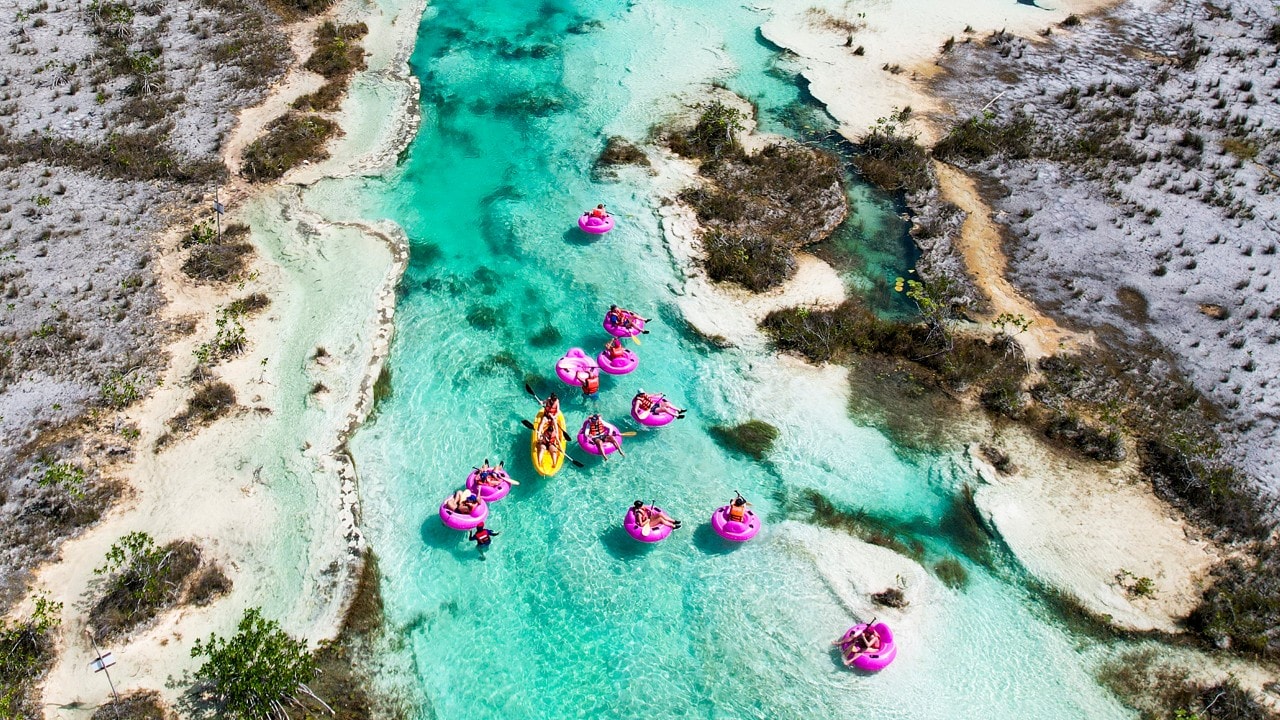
[312,0,1138,715]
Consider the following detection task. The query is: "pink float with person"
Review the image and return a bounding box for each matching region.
[624,500,682,542]
[597,336,639,375]
[631,390,684,427]
[603,304,646,338]
[834,621,897,672]
[578,204,614,235]
[464,459,518,502]
[577,413,624,458]
[710,492,760,542]
[439,489,488,531]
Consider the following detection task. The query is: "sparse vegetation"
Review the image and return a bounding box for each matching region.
[89,531,201,641]
[933,111,1038,163]
[168,380,236,433]
[90,690,170,720]
[596,136,650,169]
[1098,649,1275,719]
[0,594,61,719]
[710,419,779,459]
[241,113,338,181]
[852,108,933,193]
[183,223,254,283]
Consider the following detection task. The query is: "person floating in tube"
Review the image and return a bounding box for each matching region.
[726,492,750,523]
[603,336,627,360]
[632,500,680,534]
[474,459,517,489]
[606,304,640,332]
[585,413,623,459]
[589,203,608,219]
[833,624,882,665]
[633,389,685,419]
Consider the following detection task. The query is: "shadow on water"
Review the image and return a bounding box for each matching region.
[600,524,655,561]
[691,522,741,556]
[420,515,473,557]
[562,225,597,247]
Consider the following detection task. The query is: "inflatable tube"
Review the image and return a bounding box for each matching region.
[466,468,512,502]
[603,313,645,338]
[439,498,489,531]
[579,213,614,235]
[596,348,638,375]
[624,506,674,543]
[711,505,761,542]
[577,419,622,456]
[631,395,678,427]
[530,409,568,477]
[840,623,898,672]
[555,348,598,386]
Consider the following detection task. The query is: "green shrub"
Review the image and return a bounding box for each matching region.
[702,230,795,291]
[241,113,338,181]
[852,109,932,193]
[1098,649,1275,720]
[189,608,327,720]
[710,419,779,459]
[668,101,744,159]
[0,594,61,718]
[89,532,201,641]
[1189,543,1280,658]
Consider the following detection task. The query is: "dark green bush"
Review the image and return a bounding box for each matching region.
[853,112,932,192]
[170,381,236,432]
[241,113,338,181]
[1189,543,1280,658]
[1043,412,1125,461]
[0,595,60,718]
[710,419,779,459]
[1099,649,1275,720]
[702,231,795,291]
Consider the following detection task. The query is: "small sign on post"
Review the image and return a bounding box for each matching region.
[90,651,116,673]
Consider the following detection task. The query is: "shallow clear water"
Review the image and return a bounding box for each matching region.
[327,0,1136,716]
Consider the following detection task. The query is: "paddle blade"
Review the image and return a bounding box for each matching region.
[629,334,642,345]
[521,419,536,429]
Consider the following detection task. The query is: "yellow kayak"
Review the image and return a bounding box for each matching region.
[530,408,568,477]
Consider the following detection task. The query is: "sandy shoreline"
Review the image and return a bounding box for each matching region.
[33,0,424,712]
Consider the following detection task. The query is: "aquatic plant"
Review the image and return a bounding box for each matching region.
[709,419,779,459]
[932,557,968,589]
[596,136,650,168]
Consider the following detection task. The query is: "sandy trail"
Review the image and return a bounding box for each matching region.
[933,161,1090,361]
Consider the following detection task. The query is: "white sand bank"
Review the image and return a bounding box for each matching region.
[758,0,1120,144]
[36,0,423,714]
[967,430,1219,633]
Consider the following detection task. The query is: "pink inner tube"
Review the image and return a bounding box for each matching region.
[577,419,622,455]
[631,396,677,427]
[624,506,674,543]
[711,505,761,542]
[439,498,489,531]
[596,348,639,375]
[555,347,599,386]
[602,314,645,338]
[578,213,614,235]
[841,623,898,672]
[465,469,511,502]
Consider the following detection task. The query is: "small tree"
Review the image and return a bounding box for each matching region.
[96,532,174,615]
[189,608,332,719]
[0,594,62,717]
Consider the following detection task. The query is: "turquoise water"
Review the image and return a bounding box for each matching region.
[323,0,1136,716]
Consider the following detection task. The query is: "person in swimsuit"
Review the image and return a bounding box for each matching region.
[536,421,563,468]
[445,489,480,514]
[632,500,681,531]
[475,459,517,487]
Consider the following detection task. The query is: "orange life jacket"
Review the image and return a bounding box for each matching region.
[582,374,600,394]
[474,528,492,543]
[728,503,746,522]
